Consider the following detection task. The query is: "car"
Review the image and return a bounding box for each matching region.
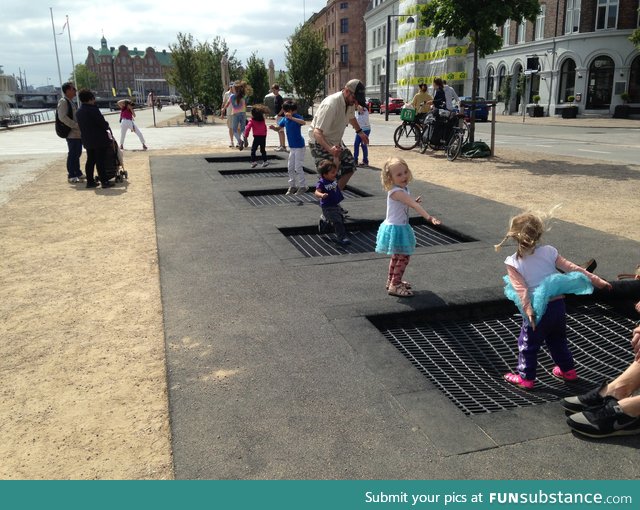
[380,97,405,115]
[457,96,489,122]
[366,97,381,113]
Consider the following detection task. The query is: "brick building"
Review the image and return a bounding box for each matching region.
[85,37,173,97]
[309,0,370,96]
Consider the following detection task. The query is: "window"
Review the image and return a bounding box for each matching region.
[486,67,495,100]
[340,18,348,33]
[340,44,348,64]
[565,0,580,33]
[382,24,386,45]
[497,66,507,97]
[629,55,640,102]
[503,20,510,46]
[517,19,526,43]
[535,5,546,40]
[586,55,614,108]
[340,2,348,8]
[558,58,576,103]
[596,0,618,29]
[372,29,377,48]
[377,27,382,47]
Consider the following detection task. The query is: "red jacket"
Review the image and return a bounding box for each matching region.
[244,118,267,138]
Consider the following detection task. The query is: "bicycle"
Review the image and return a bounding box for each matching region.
[419,110,465,161]
[393,110,424,151]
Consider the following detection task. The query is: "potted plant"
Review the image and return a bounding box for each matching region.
[561,95,578,119]
[528,95,544,117]
[613,92,631,119]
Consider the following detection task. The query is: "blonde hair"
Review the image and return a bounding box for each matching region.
[494,206,560,257]
[380,157,413,191]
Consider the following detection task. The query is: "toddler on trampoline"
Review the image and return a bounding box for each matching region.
[495,210,612,389]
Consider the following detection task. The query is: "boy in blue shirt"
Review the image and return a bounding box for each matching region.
[277,101,307,195]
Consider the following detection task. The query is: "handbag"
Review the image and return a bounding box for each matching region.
[55,99,73,138]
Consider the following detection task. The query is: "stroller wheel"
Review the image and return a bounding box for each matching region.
[123,171,128,179]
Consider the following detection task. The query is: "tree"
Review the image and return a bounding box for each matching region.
[244,53,269,105]
[70,64,98,91]
[284,23,329,114]
[631,8,640,47]
[421,0,540,141]
[168,32,198,106]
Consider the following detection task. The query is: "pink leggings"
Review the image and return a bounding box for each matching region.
[388,254,410,285]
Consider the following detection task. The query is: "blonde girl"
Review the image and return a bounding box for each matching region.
[375,157,441,298]
[495,210,612,390]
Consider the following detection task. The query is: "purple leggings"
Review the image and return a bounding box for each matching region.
[516,298,574,380]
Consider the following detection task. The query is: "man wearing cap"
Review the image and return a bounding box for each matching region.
[309,79,369,190]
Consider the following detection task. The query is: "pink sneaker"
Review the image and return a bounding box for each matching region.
[552,366,578,381]
[504,372,535,390]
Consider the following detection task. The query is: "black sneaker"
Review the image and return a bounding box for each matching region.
[567,398,640,438]
[562,381,608,413]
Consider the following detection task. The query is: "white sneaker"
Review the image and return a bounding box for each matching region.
[68,177,79,183]
[295,186,307,195]
[261,161,270,168]
[285,187,297,195]
[250,161,258,168]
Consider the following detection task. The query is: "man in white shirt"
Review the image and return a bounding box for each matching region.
[443,80,460,110]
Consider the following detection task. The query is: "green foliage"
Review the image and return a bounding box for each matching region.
[168,33,241,109]
[533,94,540,104]
[620,91,630,103]
[567,95,575,104]
[631,9,640,48]
[168,33,198,106]
[70,64,98,91]
[276,70,293,95]
[499,74,512,105]
[285,23,329,112]
[244,53,269,105]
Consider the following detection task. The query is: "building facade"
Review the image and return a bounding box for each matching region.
[473,0,640,116]
[85,37,173,97]
[309,0,370,96]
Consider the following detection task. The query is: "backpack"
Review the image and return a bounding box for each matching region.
[55,99,73,138]
[461,141,491,158]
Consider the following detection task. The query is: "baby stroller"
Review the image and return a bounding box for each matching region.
[105,128,128,183]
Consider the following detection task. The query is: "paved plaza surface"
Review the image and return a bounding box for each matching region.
[1,106,639,479]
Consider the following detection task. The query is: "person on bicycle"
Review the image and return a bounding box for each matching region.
[411,83,433,115]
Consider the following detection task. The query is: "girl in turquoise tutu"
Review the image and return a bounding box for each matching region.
[375,157,441,297]
[495,210,612,389]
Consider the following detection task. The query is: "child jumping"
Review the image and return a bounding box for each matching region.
[278,100,307,195]
[375,157,441,298]
[315,159,350,246]
[495,210,612,390]
[243,104,269,168]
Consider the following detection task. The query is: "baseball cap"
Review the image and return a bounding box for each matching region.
[345,79,367,107]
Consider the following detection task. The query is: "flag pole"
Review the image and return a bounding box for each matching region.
[65,15,79,106]
[50,7,63,98]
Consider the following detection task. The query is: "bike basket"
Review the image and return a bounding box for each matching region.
[400,108,416,122]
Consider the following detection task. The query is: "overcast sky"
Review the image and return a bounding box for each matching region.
[2,0,328,88]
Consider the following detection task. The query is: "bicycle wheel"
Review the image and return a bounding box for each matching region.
[462,120,470,144]
[446,132,463,161]
[419,123,433,154]
[394,122,421,150]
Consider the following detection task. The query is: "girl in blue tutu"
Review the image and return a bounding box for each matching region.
[375,157,441,297]
[495,211,612,389]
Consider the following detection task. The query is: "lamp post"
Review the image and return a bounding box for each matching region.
[385,13,414,121]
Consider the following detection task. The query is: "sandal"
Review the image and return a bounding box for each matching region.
[388,283,414,298]
[504,372,535,390]
[617,264,640,280]
[386,279,412,290]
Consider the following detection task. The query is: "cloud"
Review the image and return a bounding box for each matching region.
[3,0,328,87]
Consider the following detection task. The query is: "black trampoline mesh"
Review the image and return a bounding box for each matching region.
[371,301,637,415]
[241,186,371,206]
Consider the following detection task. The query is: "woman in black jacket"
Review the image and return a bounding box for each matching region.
[75,89,114,188]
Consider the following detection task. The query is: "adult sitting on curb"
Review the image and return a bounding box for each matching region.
[308,79,368,191]
[564,322,640,438]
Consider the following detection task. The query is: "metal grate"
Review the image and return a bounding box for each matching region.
[241,186,371,206]
[216,166,316,179]
[370,301,637,415]
[280,217,474,257]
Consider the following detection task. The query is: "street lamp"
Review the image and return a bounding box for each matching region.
[385,13,414,121]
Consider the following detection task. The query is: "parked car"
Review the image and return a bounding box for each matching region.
[457,96,489,122]
[380,97,405,115]
[366,97,381,113]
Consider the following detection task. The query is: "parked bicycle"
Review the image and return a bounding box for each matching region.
[393,106,428,150]
[419,109,465,161]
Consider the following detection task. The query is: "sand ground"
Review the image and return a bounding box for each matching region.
[1,131,638,478]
